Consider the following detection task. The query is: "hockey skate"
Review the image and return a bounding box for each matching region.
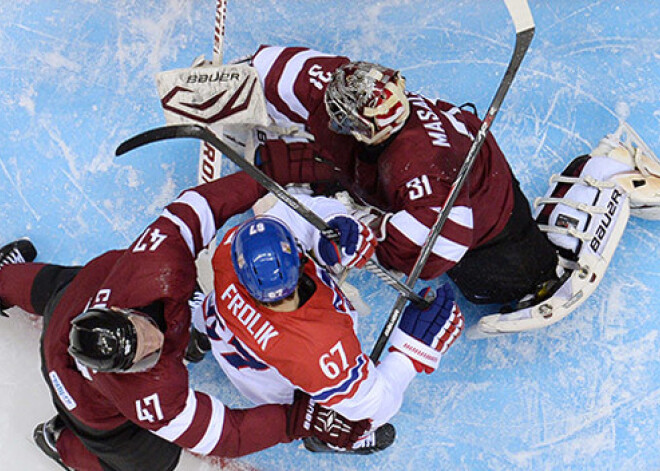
[591,120,660,220]
[0,238,36,269]
[303,423,396,455]
[0,238,37,315]
[33,416,72,470]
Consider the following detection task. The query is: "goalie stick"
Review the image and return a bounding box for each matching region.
[115,124,428,307]
[198,0,228,185]
[194,0,229,294]
[369,0,536,361]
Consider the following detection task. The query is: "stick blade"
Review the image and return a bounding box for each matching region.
[503,0,534,32]
[115,125,205,157]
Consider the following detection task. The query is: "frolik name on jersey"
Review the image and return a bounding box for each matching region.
[219,283,280,350]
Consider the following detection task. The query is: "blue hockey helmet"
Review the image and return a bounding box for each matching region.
[231,216,301,303]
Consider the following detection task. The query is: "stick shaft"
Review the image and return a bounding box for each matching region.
[115,124,426,305]
[212,0,228,64]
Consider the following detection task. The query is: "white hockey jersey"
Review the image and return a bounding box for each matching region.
[192,195,418,427]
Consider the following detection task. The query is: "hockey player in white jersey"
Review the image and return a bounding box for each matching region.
[190,194,464,453]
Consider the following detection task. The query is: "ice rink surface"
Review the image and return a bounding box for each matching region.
[1,1,659,470]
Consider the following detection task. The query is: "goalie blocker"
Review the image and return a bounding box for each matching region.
[470,121,660,337]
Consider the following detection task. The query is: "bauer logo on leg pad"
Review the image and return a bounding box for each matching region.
[589,188,623,254]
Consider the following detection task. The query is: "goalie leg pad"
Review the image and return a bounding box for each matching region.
[612,172,660,220]
[474,154,631,334]
[590,121,660,220]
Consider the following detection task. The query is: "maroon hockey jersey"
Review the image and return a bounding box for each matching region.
[36,171,294,457]
[252,45,515,279]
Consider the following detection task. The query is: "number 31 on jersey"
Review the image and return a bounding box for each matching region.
[406,175,433,201]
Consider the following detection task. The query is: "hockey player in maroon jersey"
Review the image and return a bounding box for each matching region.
[0,171,370,470]
[239,46,660,334]
[245,45,559,306]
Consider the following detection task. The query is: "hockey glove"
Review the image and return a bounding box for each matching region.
[184,328,211,364]
[390,284,464,373]
[315,215,377,269]
[256,141,339,186]
[303,423,396,455]
[287,390,371,448]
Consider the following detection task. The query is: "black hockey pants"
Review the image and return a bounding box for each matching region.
[447,179,558,305]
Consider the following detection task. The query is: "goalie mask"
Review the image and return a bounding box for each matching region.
[231,216,301,303]
[324,61,410,145]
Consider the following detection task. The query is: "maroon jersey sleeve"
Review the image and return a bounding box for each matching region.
[250,45,359,187]
[158,171,267,258]
[252,45,349,126]
[79,355,290,457]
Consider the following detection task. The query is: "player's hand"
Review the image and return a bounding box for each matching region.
[287,391,371,448]
[315,215,377,269]
[184,328,211,364]
[390,284,464,373]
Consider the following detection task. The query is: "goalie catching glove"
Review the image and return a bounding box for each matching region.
[286,390,370,448]
[314,215,377,269]
[390,284,464,373]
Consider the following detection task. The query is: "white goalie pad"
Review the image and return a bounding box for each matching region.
[590,121,660,219]
[156,63,270,128]
[468,155,631,338]
[157,63,271,160]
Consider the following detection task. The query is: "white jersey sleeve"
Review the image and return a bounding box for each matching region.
[329,351,417,428]
[264,194,349,253]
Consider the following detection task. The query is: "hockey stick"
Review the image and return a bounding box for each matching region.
[116,124,428,306]
[197,0,227,185]
[212,0,228,63]
[369,0,536,361]
[194,0,229,293]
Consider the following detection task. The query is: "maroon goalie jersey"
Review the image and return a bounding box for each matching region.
[252,45,515,279]
[36,172,290,457]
